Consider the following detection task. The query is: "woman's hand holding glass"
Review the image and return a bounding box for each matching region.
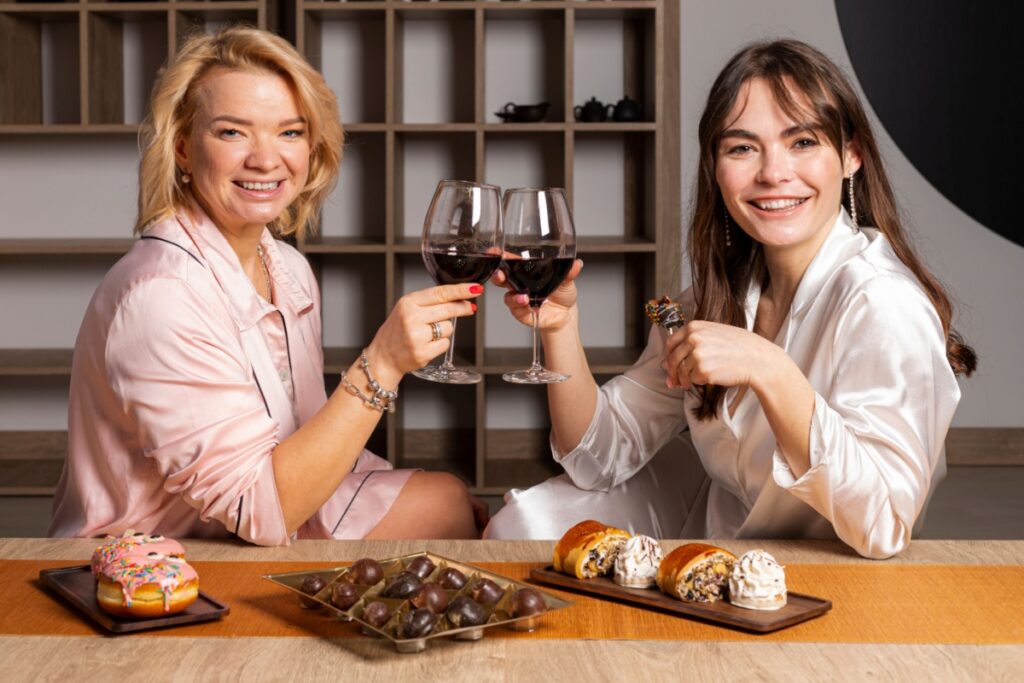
[491,258,584,333]
[365,284,484,385]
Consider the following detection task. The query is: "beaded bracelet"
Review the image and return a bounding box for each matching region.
[340,351,398,413]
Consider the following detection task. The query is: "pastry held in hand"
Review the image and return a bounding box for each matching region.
[553,520,631,579]
[644,295,685,332]
[613,535,663,588]
[728,549,787,611]
[656,543,736,603]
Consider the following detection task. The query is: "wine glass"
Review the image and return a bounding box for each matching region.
[413,180,502,385]
[500,187,577,384]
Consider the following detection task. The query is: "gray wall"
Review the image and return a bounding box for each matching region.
[680,0,1024,427]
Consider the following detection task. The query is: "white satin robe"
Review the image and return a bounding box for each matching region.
[486,212,961,559]
[49,207,412,545]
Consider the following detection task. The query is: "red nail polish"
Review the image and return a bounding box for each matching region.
[469,284,484,294]
[471,303,477,312]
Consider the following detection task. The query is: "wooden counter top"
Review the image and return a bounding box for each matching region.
[2,539,1022,681]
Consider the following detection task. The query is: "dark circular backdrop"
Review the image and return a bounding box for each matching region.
[835,0,1021,247]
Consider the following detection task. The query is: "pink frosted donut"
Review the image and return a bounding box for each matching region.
[90,530,185,577]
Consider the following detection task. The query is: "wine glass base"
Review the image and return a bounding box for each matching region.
[413,365,482,385]
[502,368,570,385]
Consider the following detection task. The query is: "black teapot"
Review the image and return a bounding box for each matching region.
[574,97,608,123]
[608,95,643,122]
[496,101,550,123]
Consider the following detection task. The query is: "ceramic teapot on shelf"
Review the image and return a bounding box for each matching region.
[574,97,608,123]
[607,95,643,122]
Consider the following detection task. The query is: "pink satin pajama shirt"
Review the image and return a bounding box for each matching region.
[49,208,412,544]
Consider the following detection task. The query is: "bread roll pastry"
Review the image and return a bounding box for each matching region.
[553,520,631,579]
[656,543,736,603]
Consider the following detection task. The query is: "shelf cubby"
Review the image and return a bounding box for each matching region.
[395,131,476,239]
[319,254,389,351]
[483,130,566,196]
[0,9,81,125]
[572,130,654,240]
[86,10,168,124]
[304,8,387,124]
[315,131,388,245]
[396,8,475,124]
[484,8,566,123]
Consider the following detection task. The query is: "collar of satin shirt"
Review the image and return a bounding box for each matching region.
[143,202,314,331]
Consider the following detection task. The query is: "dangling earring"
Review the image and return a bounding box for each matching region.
[723,211,732,248]
[847,171,857,227]
[182,171,191,184]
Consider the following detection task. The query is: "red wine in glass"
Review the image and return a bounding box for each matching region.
[413,180,502,385]
[500,188,577,385]
[499,246,575,308]
[424,246,502,286]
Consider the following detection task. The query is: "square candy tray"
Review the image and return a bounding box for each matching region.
[39,564,230,634]
[264,552,572,653]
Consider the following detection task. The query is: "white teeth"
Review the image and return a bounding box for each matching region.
[753,198,806,211]
[240,181,279,191]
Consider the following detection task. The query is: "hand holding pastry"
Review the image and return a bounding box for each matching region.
[664,320,785,391]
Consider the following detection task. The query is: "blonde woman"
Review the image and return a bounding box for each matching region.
[50,27,484,544]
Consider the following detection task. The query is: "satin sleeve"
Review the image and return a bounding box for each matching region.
[772,276,960,559]
[552,324,689,491]
[105,278,290,546]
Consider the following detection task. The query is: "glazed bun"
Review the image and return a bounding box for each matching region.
[96,570,199,618]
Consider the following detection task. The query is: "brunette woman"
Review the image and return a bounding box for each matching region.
[485,39,974,559]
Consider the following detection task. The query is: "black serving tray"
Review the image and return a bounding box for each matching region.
[39,564,230,634]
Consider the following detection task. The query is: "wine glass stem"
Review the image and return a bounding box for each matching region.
[441,317,458,370]
[529,306,542,372]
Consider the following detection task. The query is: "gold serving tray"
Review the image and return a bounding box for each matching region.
[263,552,572,653]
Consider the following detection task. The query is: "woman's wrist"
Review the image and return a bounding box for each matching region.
[361,343,403,392]
[539,304,581,343]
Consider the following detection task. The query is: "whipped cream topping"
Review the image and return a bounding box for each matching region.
[613,535,663,588]
[728,549,787,611]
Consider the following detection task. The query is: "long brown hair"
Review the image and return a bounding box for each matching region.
[688,39,975,420]
[136,26,344,238]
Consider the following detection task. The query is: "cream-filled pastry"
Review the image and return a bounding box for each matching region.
[728,549,787,611]
[613,535,663,588]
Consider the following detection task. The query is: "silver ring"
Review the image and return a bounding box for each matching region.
[430,321,443,342]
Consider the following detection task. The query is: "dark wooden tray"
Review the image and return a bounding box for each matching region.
[39,564,230,634]
[529,565,830,633]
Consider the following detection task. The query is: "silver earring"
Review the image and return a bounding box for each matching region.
[848,171,857,227]
[724,211,732,248]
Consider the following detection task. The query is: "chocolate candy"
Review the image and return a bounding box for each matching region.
[406,556,436,580]
[346,558,384,585]
[437,567,467,590]
[382,571,422,599]
[399,608,438,639]
[410,582,449,614]
[363,601,391,628]
[512,588,547,617]
[468,577,503,606]
[446,595,487,627]
[330,581,359,611]
[298,575,325,608]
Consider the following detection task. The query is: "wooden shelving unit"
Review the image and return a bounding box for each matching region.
[295,0,680,493]
[0,0,681,497]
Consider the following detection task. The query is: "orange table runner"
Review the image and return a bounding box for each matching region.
[2,560,1023,644]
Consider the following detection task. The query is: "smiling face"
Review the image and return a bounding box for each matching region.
[715,77,860,260]
[176,68,310,237]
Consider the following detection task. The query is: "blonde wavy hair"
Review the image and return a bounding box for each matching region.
[136,26,343,238]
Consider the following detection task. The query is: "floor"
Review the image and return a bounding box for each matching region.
[4,467,1022,540]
